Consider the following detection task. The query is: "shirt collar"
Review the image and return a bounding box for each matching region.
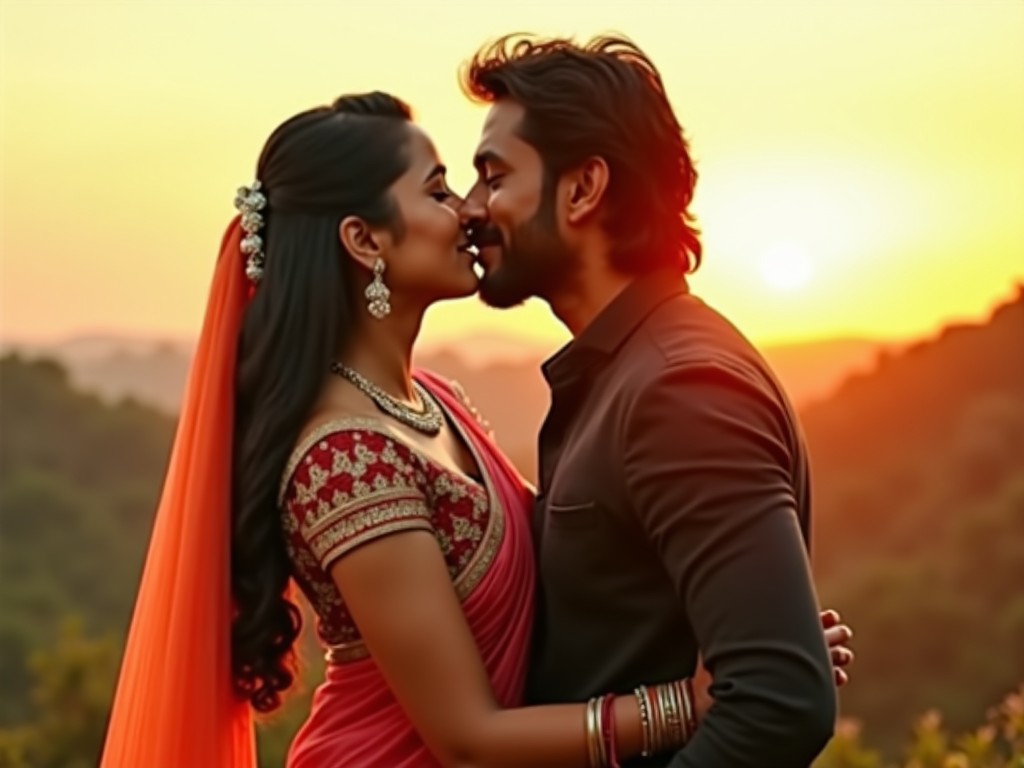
[542,268,689,389]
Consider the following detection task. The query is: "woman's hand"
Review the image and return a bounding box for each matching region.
[821,609,854,687]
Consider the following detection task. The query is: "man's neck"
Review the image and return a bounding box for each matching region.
[548,259,632,339]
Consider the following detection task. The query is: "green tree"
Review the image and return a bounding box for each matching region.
[0,619,118,768]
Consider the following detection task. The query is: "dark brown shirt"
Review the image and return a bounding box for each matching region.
[526,271,836,767]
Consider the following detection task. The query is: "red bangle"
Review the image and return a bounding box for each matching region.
[646,685,662,753]
[601,694,621,768]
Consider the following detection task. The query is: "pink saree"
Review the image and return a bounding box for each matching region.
[285,369,536,768]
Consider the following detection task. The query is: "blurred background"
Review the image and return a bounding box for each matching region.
[1,1,1022,766]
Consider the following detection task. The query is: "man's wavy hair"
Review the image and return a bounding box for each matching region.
[462,34,702,275]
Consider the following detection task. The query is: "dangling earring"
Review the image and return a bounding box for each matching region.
[365,257,391,319]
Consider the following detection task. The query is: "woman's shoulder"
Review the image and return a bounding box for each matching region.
[278,414,424,506]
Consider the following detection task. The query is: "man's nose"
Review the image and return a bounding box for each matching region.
[458,180,488,227]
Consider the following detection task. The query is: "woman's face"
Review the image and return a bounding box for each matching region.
[375,125,477,309]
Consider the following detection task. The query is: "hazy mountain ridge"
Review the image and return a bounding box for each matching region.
[0,332,893,406]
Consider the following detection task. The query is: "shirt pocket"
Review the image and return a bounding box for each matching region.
[545,500,597,530]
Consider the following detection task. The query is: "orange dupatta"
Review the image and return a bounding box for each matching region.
[100,218,256,767]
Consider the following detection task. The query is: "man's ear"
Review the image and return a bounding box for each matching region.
[564,156,610,225]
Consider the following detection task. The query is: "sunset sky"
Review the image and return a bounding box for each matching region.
[1,0,1021,351]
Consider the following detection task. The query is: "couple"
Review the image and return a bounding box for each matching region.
[101,35,852,768]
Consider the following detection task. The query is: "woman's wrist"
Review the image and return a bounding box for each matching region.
[584,679,698,767]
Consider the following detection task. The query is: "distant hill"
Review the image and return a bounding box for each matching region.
[803,285,1024,580]
[790,288,1024,751]
[802,290,1024,471]
[0,335,196,414]
[2,329,894,480]
[0,356,175,725]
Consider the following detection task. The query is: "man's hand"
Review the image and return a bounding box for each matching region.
[690,608,854,720]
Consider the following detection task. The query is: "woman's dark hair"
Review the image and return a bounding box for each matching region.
[230,91,413,712]
[462,35,702,275]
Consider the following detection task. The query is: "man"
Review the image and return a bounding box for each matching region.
[460,35,840,766]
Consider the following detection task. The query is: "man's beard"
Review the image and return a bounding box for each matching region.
[477,190,574,309]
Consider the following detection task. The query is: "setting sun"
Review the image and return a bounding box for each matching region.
[759,243,814,292]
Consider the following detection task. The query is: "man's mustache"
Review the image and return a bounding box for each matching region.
[468,224,503,248]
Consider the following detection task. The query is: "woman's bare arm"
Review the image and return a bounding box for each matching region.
[331,529,651,768]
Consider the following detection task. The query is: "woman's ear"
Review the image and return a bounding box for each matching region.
[339,216,389,270]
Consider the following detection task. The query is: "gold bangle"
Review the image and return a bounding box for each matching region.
[683,678,698,741]
[660,682,687,749]
[671,682,686,745]
[658,684,678,748]
[634,687,652,757]
[597,695,609,768]
[677,680,694,743]
[660,684,674,752]
[648,685,664,753]
[585,700,598,765]
[587,696,609,768]
[672,681,687,743]
[652,685,664,752]
[585,697,598,768]
[656,684,671,748]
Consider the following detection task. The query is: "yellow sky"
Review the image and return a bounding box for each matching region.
[1,0,1022,350]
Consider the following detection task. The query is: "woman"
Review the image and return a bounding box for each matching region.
[100,92,852,768]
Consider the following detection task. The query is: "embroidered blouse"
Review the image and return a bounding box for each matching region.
[278,418,503,662]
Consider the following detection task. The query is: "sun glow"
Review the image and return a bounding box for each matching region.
[759,243,814,292]
[1,2,1021,346]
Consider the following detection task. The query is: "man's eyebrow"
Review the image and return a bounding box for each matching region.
[473,150,506,172]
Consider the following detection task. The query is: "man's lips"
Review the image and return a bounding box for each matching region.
[469,225,503,249]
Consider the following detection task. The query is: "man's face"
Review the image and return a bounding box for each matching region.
[464,99,574,308]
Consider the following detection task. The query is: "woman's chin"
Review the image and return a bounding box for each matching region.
[456,275,482,299]
[431,273,481,303]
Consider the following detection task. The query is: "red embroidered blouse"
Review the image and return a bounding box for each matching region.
[278,417,503,662]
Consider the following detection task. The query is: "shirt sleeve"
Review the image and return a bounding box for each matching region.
[623,361,836,767]
[283,428,433,571]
